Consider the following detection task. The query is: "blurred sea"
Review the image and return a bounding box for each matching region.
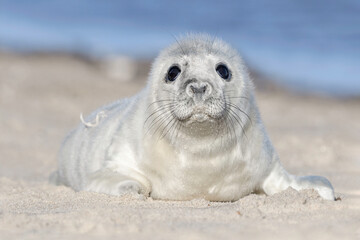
[0,0,359,96]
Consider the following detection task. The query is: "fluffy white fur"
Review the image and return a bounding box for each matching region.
[52,34,335,201]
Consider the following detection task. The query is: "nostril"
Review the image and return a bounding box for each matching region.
[201,86,206,93]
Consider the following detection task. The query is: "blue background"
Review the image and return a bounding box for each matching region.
[1,0,359,96]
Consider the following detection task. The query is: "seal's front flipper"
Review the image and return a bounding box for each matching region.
[261,162,335,200]
[84,168,150,199]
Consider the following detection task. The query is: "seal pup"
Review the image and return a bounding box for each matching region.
[52,34,335,201]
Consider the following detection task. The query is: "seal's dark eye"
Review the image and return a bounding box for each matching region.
[167,66,181,82]
[216,64,230,81]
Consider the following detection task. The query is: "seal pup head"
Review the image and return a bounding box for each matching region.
[146,34,253,140]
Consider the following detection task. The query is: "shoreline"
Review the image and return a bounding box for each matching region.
[1,51,359,99]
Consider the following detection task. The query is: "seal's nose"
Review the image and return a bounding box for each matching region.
[186,81,212,100]
[190,85,207,94]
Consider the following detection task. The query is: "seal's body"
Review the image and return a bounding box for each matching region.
[53,34,335,201]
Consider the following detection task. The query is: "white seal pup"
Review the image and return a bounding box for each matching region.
[52,34,335,201]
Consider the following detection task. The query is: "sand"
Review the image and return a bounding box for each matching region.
[0,53,359,239]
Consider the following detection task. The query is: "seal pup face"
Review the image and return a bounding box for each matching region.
[146,34,252,140]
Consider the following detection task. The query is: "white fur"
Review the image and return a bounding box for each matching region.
[52,34,335,201]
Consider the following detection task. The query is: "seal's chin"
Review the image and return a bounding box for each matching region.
[189,113,211,123]
[177,111,221,136]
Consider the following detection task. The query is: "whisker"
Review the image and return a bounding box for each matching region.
[144,102,174,126]
[145,105,177,136]
[227,107,247,140]
[173,117,183,141]
[171,34,186,56]
[227,107,244,127]
[226,109,238,143]
[151,111,176,140]
[146,99,174,111]
[168,118,179,141]
[159,114,178,140]
[161,89,178,97]
[146,111,171,137]
[226,96,249,100]
[224,114,234,143]
[213,100,234,145]
[227,102,252,123]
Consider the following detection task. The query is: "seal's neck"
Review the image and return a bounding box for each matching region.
[160,122,240,157]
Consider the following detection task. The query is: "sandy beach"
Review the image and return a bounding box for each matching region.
[0,53,359,239]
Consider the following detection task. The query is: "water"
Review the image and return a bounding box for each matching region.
[0,0,359,96]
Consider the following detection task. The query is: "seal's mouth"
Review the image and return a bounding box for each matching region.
[172,96,225,123]
[190,106,212,122]
[189,112,211,123]
[176,106,222,124]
